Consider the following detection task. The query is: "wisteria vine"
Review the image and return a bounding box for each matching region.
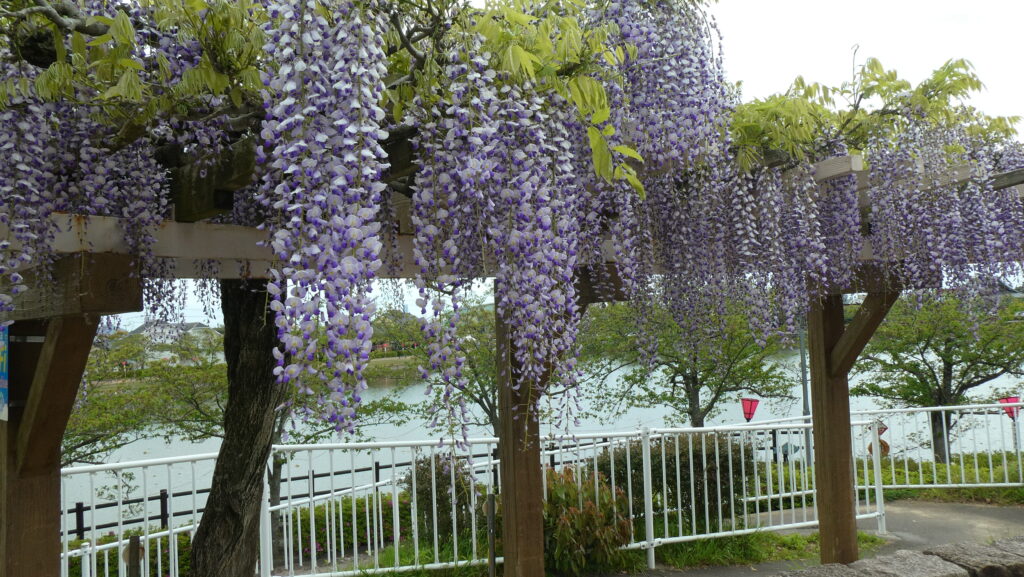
[2,0,1024,437]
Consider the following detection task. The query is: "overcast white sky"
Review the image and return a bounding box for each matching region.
[126,1,1024,328]
[710,0,1024,121]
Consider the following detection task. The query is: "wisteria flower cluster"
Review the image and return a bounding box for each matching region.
[256,0,390,432]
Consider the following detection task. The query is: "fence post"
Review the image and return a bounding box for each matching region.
[74,501,86,540]
[80,542,93,577]
[159,489,169,529]
[127,535,142,577]
[260,465,273,577]
[641,427,656,569]
[492,447,500,492]
[871,421,887,534]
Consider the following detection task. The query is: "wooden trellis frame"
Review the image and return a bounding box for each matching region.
[2,154,1023,575]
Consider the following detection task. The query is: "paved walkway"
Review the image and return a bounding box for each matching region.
[628,500,1024,577]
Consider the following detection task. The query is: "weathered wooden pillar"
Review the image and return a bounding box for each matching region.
[2,316,99,576]
[807,291,898,565]
[496,305,545,577]
[0,254,141,577]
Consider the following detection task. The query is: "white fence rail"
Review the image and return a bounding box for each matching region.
[59,402,1024,576]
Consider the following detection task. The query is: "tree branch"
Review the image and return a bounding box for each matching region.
[24,0,110,37]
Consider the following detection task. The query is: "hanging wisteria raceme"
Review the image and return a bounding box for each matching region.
[257,0,389,432]
[0,60,55,321]
[606,0,730,170]
[0,39,175,323]
[865,119,1024,295]
[409,43,592,433]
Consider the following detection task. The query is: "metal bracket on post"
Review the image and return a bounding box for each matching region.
[640,427,656,569]
[870,421,887,535]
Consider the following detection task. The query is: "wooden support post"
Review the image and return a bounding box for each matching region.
[496,303,545,577]
[808,294,856,565]
[808,291,899,565]
[494,266,624,576]
[1,316,99,577]
[0,253,141,577]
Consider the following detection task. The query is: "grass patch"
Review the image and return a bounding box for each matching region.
[657,531,885,569]
[883,485,1024,506]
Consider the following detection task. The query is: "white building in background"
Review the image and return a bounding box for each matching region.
[129,321,225,364]
[130,320,220,345]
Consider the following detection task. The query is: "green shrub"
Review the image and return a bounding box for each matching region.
[541,467,637,577]
[400,453,478,541]
[594,434,753,533]
[65,531,192,577]
[286,489,416,555]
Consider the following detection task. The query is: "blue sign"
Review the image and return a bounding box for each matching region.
[0,325,8,421]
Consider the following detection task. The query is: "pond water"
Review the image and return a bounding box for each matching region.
[96,349,1022,464]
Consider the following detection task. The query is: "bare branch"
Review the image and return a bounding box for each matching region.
[389,10,426,68]
[17,0,110,37]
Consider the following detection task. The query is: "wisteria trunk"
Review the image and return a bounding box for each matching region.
[190,279,289,577]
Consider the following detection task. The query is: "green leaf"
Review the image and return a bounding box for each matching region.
[111,11,136,46]
[71,32,88,59]
[611,145,643,163]
[510,45,540,80]
[587,126,612,180]
[118,58,144,71]
[590,107,610,125]
[502,7,536,26]
[87,34,113,47]
[623,169,644,197]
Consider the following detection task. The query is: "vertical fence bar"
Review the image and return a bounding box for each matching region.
[660,436,668,534]
[1015,416,1023,483]
[641,427,656,569]
[626,436,635,542]
[260,465,273,577]
[871,421,887,534]
[351,450,359,573]
[80,543,92,577]
[391,448,401,569]
[674,434,683,537]
[411,447,419,564]
[430,449,439,565]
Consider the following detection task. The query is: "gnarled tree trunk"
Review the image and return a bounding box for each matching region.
[190,279,290,577]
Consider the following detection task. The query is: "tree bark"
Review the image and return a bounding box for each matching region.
[190,279,290,577]
[931,409,952,464]
[685,375,705,427]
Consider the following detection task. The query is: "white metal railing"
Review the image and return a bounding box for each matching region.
[59,402,1024,576]
[265,437,501,577]
[60,452,219,577]
[852,403,1024,489]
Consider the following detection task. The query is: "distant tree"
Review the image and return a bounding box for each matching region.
[63,331,163,466]
[378,294,502,436]
[372,308,422,353]
[579,303,791,428]
[853,294,1024,462]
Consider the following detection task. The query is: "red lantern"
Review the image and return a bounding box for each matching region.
[741,398,760,422]
[999,396,1020,420]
